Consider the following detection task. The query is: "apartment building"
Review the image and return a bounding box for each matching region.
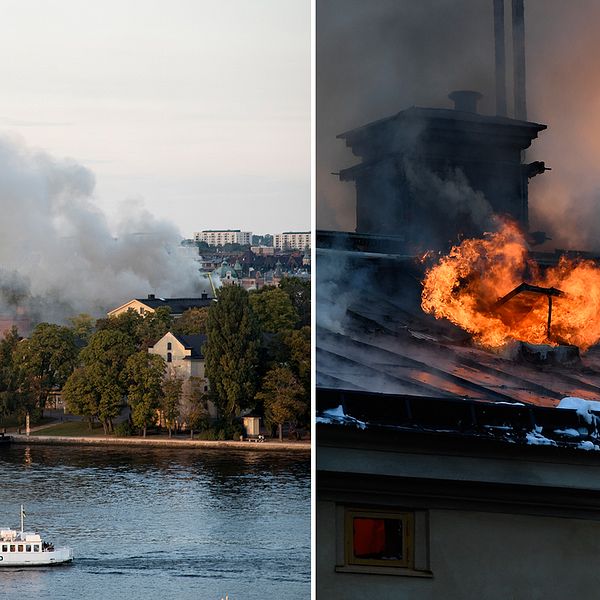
[194,230,252,246]
[274,231,311,250]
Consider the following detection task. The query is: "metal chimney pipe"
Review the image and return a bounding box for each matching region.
[512,0,527,120]
[493,0,507,116]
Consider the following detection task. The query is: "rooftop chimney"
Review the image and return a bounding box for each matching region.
[493,0,507,116]
[512,0,527,120]
[448,90,482,113]
[148,294,155,300]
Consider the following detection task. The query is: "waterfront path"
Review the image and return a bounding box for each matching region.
[9,433,310,451]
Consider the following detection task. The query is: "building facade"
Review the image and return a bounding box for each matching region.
[149,332,217,422]
[211,260,242,287]
[317,397,600,600]
[251,245,275,256]
[274,231,311,251]
[107,295,213,319]
[194,230,252,246]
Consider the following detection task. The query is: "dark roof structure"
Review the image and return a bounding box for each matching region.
[337,96,548,250]
[138,296,213,314]
[172,333,207,359]
[337,105,546,152]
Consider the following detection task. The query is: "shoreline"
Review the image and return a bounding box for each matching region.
[8,434,311,452]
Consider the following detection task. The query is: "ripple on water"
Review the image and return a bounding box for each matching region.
[0,445,310,600]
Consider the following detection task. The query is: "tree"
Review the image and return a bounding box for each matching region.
[0,327,22,424]
[13,323,79,416]
[68,313,95,344]
[204,285,260,421]
[77,329,136,433]
[125,351,165,437]
[284,326,311,392]
[62,366,101,430]
[96,309,143,343]
[180,377,210,438]
[249,287,298,334]
[80,329,135,372]
[221,243,247,252]
[171,307,210,335]
[255,365,306,441]
[279,278,310,327]
[161,374,183,437]
[97,306,173,349]
[136,306,173,348]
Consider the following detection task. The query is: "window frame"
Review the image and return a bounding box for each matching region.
[344,508,414,569]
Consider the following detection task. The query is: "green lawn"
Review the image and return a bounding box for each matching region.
[30,421,108,437]
[29,421,183,439]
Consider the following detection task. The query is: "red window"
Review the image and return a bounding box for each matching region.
[345,509,413,568]
[353,517,403,560]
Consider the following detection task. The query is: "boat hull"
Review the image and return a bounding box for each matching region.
[0,547,73,566]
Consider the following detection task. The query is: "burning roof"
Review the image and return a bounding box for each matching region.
[317,272,600,407]
[316,236,600,452]
[421,219,600,350]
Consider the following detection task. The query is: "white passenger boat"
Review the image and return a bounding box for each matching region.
[0,505,73,566]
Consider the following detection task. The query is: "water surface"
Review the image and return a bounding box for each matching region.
[0,444,310,600]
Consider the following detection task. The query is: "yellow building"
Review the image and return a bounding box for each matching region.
[149,331,217,424]
[107,294,213,319]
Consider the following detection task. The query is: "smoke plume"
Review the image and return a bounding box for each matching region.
[0,134,205,327]
[317,0,600,252]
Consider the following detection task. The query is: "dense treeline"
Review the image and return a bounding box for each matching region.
[0,279,310,440]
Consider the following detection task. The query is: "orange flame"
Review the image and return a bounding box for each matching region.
[421,220,600,351]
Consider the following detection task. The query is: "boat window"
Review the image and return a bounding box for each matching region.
[17,544,23,552]
[1,545,7,552]
[26,544,31,552]
[9,545,15,552]
[33,544,40,552]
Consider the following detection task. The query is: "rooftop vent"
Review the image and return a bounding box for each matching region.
[448,90,482,113]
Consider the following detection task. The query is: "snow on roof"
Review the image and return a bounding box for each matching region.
[315,404,366,430]
[316,389,600,453]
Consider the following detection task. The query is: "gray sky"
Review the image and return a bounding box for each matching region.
[0,0,310,238]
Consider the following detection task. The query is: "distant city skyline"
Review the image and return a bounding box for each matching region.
[0,0,310,237]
